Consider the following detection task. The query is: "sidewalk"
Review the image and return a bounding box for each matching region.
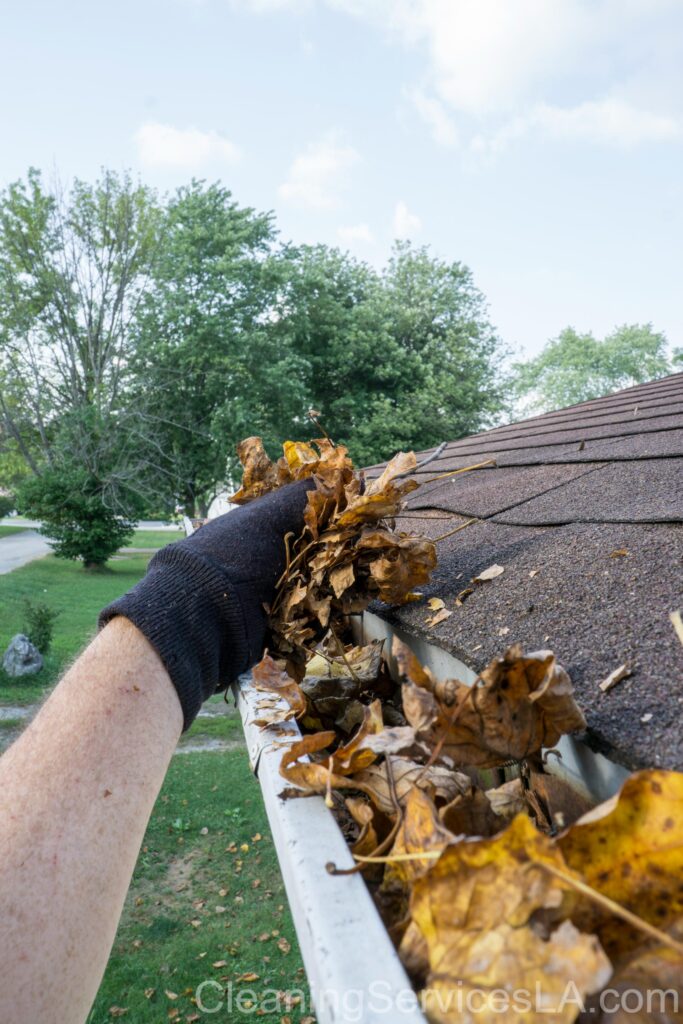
[0,530,52,575]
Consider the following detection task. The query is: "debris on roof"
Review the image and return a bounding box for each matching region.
[366,372,683,772]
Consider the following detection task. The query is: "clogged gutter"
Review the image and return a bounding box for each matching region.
[227,435,683,1024]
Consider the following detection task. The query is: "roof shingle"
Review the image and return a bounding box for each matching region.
[368,372,683,771]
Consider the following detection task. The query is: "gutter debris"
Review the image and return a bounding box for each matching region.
[224,434,683,1024]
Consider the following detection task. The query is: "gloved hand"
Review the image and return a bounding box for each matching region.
[99,481,312,730]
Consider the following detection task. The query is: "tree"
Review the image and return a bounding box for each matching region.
[513,324,674,413]
[0,169,163,565]
[269,241,506,466]
[134,181,310,515]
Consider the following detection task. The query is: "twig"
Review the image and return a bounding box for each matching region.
[417,458,496,487]
[326,810,403,877]
[351,850,441,864]
[308,409,334,445]
[537,862,683,958]
[432,517,480,543]
[390,442,448,481]
[344,853,683,956]
[325,756,334,809]
[329,627,361,684]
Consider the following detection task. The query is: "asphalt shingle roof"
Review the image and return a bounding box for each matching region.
[366,372,683,772]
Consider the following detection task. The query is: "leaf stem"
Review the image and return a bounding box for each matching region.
[432,517,480,543]
[537,862,683,958]
[418,458,496,486]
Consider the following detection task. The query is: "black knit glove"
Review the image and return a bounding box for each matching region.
[99,481,311,730]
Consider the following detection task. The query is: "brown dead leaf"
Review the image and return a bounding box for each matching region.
[485,778,527,821]
[230,437,291,504]
[329,562,355,598]
[235,436,436,665]
[670,609,683,649]
[395,639,586,768]
[365,450,417,494]
[384,787,457,888]
[353,757,471,816]
[252,654,307,722]
[278,702,386,795]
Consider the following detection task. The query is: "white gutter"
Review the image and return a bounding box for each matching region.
[232,611,631,1024]
[231,673,428,1024]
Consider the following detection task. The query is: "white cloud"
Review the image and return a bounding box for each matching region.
[135,122,241,167]
[472,98,680,153]
[333,1,683,149]
[232,0,683,152]
[278,133,360,209]
[337,222,375,244]
[409,88,458,147]
[230,0,312,10]
[393,200,421,239]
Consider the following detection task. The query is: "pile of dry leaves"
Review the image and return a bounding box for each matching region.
[231,436,683,1024]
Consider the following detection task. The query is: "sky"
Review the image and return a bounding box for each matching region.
[1,0,683,358]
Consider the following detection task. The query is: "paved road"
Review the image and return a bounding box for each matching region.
[2,517,179,531]
[0,529,52,575]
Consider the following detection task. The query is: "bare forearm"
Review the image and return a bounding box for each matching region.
[0,618,183,1024]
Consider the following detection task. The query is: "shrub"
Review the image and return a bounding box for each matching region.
[17,468,138,568]
[22,599,59,655]
[0,493,15,518]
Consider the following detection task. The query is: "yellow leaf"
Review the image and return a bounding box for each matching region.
[559,769,683,958]
[384,787,456,888]
[406,815,610,1024]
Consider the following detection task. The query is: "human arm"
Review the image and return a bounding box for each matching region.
[0,481,311,1024]
[0,618,182,1024]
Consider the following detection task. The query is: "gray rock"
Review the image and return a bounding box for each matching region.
[2,634,43,677]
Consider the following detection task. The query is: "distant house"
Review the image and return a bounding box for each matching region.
[366,371,683,772]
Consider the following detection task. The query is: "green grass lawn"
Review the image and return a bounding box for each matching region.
[0,553,151,703]
[88,749,311,1024]
[0,552,312,1020]
[127,529,184,549]
[0,525,27,538]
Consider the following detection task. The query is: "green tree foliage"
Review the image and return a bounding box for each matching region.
[19,465,138,568]
[513,324,673,413]
[0,172,508,528]
[134,181,309,515]
[0,170,162,565]
[268,241,505,466]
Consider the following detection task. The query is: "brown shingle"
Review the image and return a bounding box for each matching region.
[367,372,683,771]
